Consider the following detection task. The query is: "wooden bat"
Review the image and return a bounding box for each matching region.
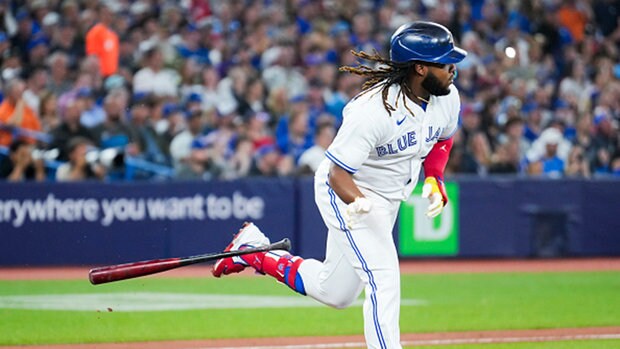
[88,238,291,285]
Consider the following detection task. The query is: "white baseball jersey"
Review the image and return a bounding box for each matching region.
[322,83,460,201]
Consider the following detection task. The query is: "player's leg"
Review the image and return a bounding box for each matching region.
[212,177,366,302]
[211,222,306,295]
[296,227,365,308]
[349,208,401,349]
[353,214,401,349]
[211,222,364,303]
[325,186,402,349]
[313,178,402,348]
[290,176,366,307]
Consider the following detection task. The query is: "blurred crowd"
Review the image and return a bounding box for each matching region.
[0,0,619,183]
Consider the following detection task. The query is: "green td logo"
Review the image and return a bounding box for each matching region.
[398,182,459,256]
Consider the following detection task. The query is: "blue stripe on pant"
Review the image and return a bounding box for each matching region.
[327,185,387,349]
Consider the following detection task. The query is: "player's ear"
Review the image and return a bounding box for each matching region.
[414,63,426,76]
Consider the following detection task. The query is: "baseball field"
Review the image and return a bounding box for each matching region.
[1,259,619,349]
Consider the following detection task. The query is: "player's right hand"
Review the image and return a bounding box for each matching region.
[421,177,446,218]
[344,196,372,230]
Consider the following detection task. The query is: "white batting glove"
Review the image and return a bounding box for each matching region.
[344,197,373,230]
[421,177,445,218]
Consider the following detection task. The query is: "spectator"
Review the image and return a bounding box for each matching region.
[133,46,179,97]
[50,21,83,66]
[463,131,493,175]
[184,92,204,114]
[557,0,591,43]
[175,23,211,66]
[79,55,104,92]
[527,128,567,178]
[55,136,105,181]
[155,102,186,156]
[261,44,308,100]
[245,111,274,149]
[38,91,60,134]
[237,77,267,118]
[0,78,42,147]
[188,130,227,180]
[22,66,48,114]
[0,139,45,181]
[565,144,591,178]
[77,87,105,129]
[26,34,50,69]
[297,122,336,175]
[170,110,206,179]
[559,58,591,113]
[350,11,381,53]
[10,9,35,64]
[276,107,313,163]
[220,136,254,180]
[572,113,596,165]
[249,144,293,177]
[48,98,97,161]
[85,3,119,77]
[1,0,618,182]
[129,94,170,165]
[178,57,202,98]
[0,31,10,62]
[59,0,80,28]
[590,112,618,175]
[196,65,221,112]
[488,141,521,174]
[498,117,530,163]
[91,90,139,155]
[215,66,245,117]
[46,51,72,95]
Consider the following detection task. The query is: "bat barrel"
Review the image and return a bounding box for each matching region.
[89,258,182,285]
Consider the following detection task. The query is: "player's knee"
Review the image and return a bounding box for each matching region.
[324,294,357,309]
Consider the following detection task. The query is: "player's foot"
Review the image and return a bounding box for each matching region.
[212,222,270,277]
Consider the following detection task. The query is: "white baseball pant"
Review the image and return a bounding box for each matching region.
[296,178,402,349]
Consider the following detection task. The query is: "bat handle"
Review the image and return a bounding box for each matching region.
[265,238,291,252]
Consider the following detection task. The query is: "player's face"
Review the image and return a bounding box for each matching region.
[422,63,456,96]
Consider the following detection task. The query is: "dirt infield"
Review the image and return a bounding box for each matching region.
[2,258,619,348]
[2,327,620,349]
[2,258,620,280]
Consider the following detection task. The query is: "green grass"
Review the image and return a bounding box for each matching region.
[0,271,619,345]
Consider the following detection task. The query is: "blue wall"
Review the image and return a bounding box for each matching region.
[0,179,294,265]
[0,178,619,265]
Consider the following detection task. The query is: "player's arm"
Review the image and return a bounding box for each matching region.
[328,163,364,204]
[423,86,460,217]
[328,163,372,229]
[422,137,453,217]
[325,103,383,228]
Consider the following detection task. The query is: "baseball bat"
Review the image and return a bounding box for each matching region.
[89,238,291,285]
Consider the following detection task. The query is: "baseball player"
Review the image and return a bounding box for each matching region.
[213,21,466,349]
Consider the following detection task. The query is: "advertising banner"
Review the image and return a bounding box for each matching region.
[398,182,459,256]
[0,179,295,265]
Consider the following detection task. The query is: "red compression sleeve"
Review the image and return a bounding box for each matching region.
[423,137,453,178]
[423,137,454,205]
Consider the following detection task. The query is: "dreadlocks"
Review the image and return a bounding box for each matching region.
[339,50,415,116]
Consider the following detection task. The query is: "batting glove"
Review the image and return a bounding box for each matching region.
[421,177,447,218]
[343,197,372,230]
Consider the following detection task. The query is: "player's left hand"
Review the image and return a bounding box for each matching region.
[421,177,447,218]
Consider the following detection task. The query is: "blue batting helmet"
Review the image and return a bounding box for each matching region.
[389,21,467,64]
